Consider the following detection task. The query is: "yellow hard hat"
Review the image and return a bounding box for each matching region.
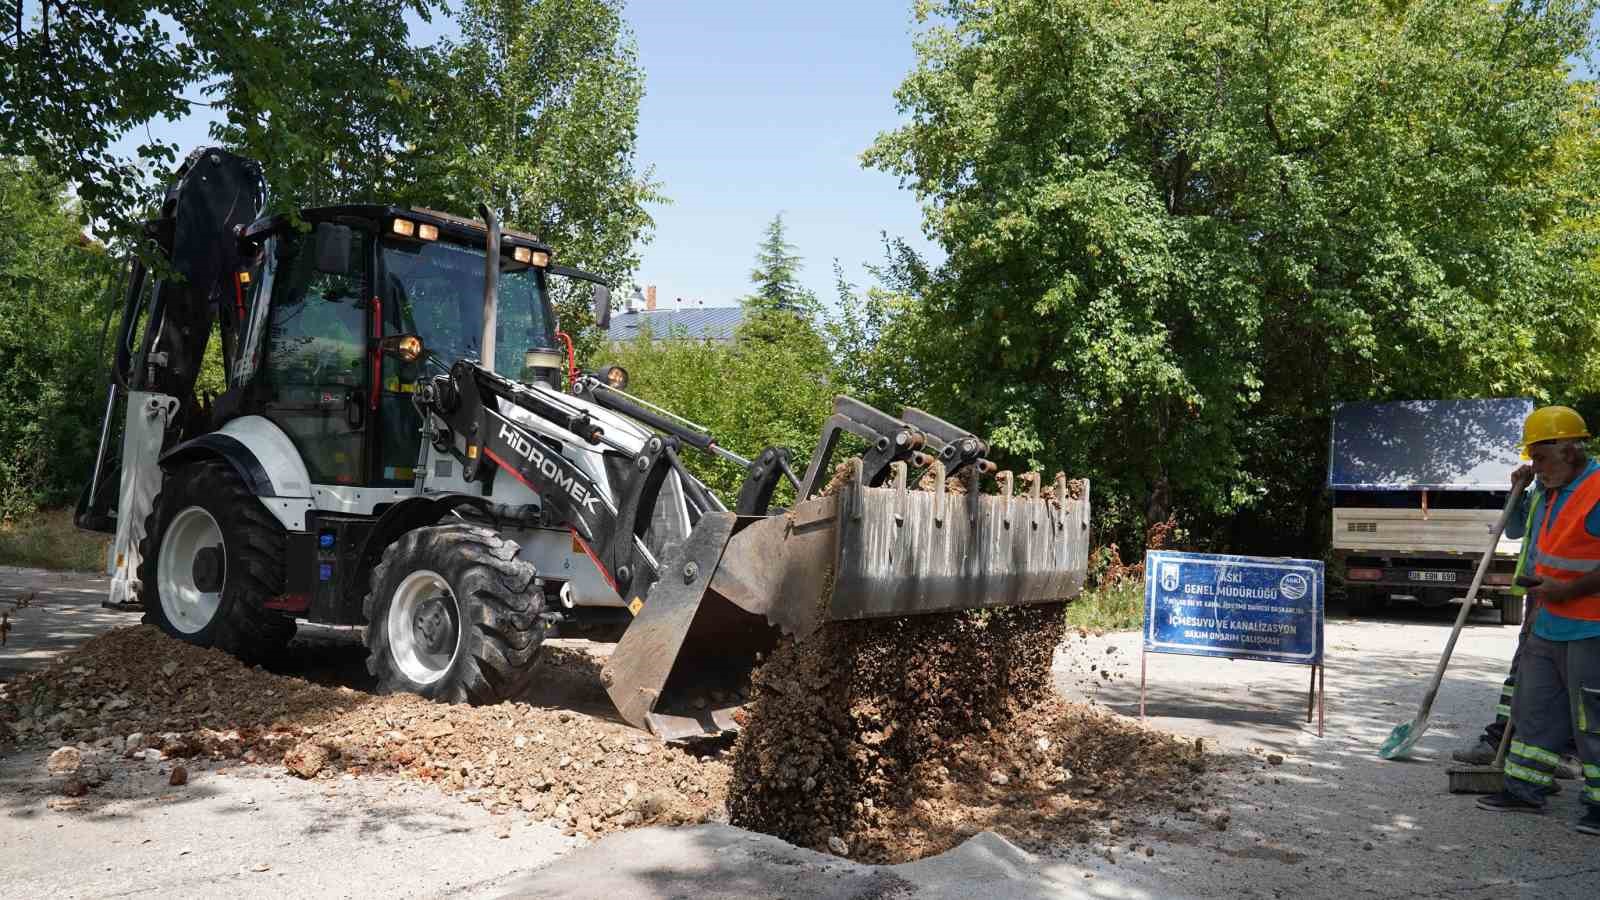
[1521,405,1590,459]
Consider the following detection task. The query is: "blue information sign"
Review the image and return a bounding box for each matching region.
[1143,550,1324,665]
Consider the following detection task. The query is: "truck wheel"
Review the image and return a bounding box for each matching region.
[137,459,296,661]
[1346,587,1377,617]
[364,524,545,704]
[1500,595,1525,626]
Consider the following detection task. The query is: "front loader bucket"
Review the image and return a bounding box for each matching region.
[601,459,1090,739]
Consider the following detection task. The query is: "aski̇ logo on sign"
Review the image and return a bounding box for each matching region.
[498,422,601,514]
[1160,564,1180,592]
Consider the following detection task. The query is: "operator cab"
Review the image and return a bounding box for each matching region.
[229,205,563,489]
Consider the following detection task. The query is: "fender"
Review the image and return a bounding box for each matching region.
[160,415,314,530]
[344,495,506,612]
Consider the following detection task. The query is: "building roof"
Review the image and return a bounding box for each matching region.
[607,306,745,342]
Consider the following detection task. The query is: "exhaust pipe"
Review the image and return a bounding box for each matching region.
[477,203,500,373]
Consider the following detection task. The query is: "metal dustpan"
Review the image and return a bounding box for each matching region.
[600,458,1091,739]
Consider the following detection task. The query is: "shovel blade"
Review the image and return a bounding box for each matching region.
[1378,719,1427,760]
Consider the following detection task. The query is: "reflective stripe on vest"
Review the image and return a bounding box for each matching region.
[1530,466,1600,622]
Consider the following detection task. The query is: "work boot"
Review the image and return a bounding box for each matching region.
[1577,807,1600,835]
[1556,755,1582,780]
[1476,791,1545,813]
[1452,739,1498,766]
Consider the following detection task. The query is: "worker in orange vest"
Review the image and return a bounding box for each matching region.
[1452,487,1581,783]
[1476,406,1600,835]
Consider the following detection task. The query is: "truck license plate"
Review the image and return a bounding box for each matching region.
[1409,571,1457,583]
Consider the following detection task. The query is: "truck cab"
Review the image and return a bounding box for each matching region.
[1328,398,1532,625]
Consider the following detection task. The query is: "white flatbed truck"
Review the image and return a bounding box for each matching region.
[1328,398,1532,626]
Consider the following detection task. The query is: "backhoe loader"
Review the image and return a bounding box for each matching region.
[77,148,1090,738]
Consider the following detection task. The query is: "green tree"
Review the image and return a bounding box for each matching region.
[598,324,836,505]
[396,0,661,355]
[0,159,120,518]
[744,213,817,315]
[866,0,1600,552]
[1,1,436,239]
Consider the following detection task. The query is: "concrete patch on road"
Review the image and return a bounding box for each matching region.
[0,745,577,899]
[494,823,1118,899]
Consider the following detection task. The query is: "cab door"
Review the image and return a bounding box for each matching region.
[256,225,373,486]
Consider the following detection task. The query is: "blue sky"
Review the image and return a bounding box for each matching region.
[111,2,939,310]
[623,4,938,308]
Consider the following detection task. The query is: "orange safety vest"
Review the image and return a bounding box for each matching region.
[1531,470,1600,622]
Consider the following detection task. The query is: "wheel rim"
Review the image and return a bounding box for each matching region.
[388,569,461,685]
[157,506,225,635]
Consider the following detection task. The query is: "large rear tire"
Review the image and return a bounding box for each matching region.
[137,459,296,661]
[363,524,545,704]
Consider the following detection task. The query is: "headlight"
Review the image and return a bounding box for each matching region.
[511,247,550,267]
[601,365,629,390]
[391,218,416,237]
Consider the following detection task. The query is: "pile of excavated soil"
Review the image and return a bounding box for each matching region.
[729,461,1195,863]
[0,626,728,839]
[727,604,1205,863]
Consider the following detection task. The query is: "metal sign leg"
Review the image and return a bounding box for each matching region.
[1305,664,1325,738]
[1139,645,1147,720]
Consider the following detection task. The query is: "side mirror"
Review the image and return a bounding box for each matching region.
[592,283,612,329]
[313,222,352,275]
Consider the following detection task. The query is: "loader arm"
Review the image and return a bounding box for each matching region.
[426,371,1092,739]
[422,359,694,608]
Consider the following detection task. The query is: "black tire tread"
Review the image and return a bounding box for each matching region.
[136,459,295,661]
[363,523,544,705]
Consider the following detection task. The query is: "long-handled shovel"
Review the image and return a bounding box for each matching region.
[1378,487,1523,760]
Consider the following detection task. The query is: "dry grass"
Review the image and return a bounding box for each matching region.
[0,508,108,572]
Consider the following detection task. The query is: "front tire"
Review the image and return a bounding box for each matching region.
[137,459,296,661]
[364,524,545,704]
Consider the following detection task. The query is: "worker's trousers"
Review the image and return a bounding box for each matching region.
[1483,599,1533,746]
[1503,634,1600,806]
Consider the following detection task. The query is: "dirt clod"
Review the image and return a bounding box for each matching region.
[46,746,81,776]
[284,742,330,779]
[169,765,188,786]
